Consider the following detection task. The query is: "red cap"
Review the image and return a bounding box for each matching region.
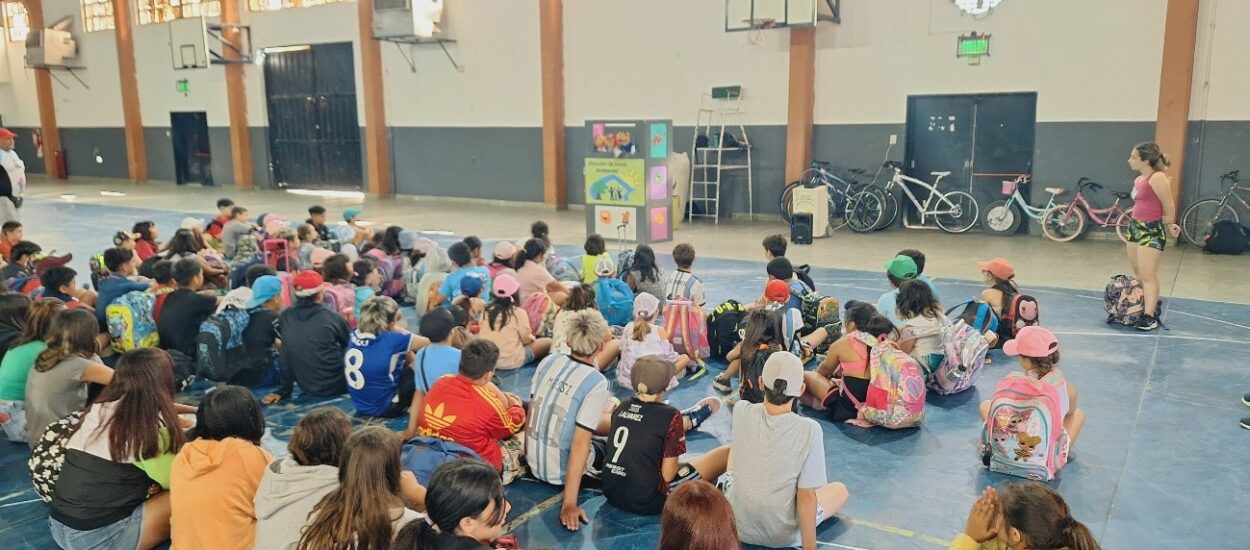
[764,279,790,303]
[292,270,325,296]
[0,128,15,139]
[977,257,1015,281]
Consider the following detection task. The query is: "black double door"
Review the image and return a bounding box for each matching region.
[171,112,212,186]
[263,42,362,190]
[904,93,1037,228]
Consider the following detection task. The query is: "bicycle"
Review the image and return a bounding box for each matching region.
[1180,169,1244,247]
[845,161,980,234]
[981,175,1068,235]
[1038,179,1133,243]
[779,161,870,231]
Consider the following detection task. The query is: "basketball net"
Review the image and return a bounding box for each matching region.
[747,18,775,46]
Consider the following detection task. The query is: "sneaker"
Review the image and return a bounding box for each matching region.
[712,375,732,394]
[1135,314,1158,331]
[682,397,722,432]
[686,363,708,381]
[1241,417,1250,430]
[1242,393,1250,408]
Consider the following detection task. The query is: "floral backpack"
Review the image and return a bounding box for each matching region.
[661,297,710,364]
[982,371,1069,480]
[29,409,88,502]
[846,335,926,429]
[929,319,989,395]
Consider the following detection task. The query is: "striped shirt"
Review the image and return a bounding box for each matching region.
[663,269,706,307]
[525,354,612,485]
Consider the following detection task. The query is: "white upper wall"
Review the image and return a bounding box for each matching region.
[1190,0,1248,121]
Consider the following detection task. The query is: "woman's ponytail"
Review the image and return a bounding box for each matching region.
[1067,517,1101,550]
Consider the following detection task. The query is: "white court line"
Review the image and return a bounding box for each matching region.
[817,542,873,550]
[1167,308,1250,331]
[1048,330,1250,345]
[0,498,40,509]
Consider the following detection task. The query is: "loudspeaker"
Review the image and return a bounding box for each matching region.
[791,213,813,245]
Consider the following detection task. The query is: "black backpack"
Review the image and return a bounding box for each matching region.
[1203,220,1250,255]
[706,300,747,359]
[738,344,782,404]
[794,264,816,291]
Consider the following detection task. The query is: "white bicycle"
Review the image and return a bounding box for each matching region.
[845,161,980,233]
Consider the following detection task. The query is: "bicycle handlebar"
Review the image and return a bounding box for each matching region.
[1222,169,1240,182]
[1078,178,1103,192]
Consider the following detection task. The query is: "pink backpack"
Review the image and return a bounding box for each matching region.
[365,249,406,299]
[521,293,559,338]
[322,285,358,328]
[275,272,294,309]
[846,335,926,429]
[982,372,1069,480]
[661,297,710,363]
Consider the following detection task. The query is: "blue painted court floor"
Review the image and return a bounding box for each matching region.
[2,199,1249,549]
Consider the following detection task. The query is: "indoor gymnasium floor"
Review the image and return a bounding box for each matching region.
[2,179,1248,549]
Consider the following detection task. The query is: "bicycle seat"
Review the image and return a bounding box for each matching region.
[811,160,832,169]
[930,171,952,178]
[1111,191,1131,200]
[848,168,866,175]
[1044,187,1066,195]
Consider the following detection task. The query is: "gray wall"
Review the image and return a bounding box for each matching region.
[390,127,544,202]
[10,126,42,174]
[60,128,130,179]
[1182,121,1250,209]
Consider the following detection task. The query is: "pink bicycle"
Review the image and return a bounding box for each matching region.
[1039,178,1133,243]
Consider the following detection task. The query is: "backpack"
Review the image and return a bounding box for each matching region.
[946,300,1001,336]
[593,277,635,326]
[799,292,842,352]
[28,409,87,502]
[795,264,816,291]
[706,299,747,359]
[1104,275,1156,326]
[662,297,710,362]
[1000,291,1039,338]
[737,344,781,404]
[1203,220,1250,255]
[228,256,265,290]
[232,235,263,270]
[322,285,358,328]
[522,292,560,338]
[4,274,41,296]
[846,336,926,429]
[88,253,108,291]
[275,271,295,308]
[930,319,989,395]
[195,306,251,382]
[981,372,1069,480]
[400,436,483,485]
[106,288,175,352]
[547,254,580,283]
[616,250,635,280]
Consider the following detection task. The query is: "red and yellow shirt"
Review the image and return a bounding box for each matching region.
[417,375,525,470]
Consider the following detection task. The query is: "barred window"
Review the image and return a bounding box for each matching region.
[82,0,115,32]
[3,2,30,42]
[249,0,345,12]
[136,0,221,25]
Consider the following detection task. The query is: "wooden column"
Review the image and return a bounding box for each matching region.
[112,0,146,181]
[1153,0,1200,203]
[539,0,567,209]
[357,0,391,197]
[220,0,253,189]
[20,0,61,177]
[784,27,816,184]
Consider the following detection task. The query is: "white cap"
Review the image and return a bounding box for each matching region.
[762,352,804,397]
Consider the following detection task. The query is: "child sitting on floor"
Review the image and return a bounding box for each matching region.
[878,250,940,328]
[663,243,706,308]
[712,309,784,395]
[487,240,517,280]
[254,407,353,550]
[978,257,1021,347]
[896,278,946,373]
[451,273,487,331]
[552,284,620,368]
[346,296,427,418]
[581,233,610,284]
[979,326,1085,452]
[478,273,551,369]
[803,303,895,422]
[603,356,724,515]
[617,293,691,390]
[401,308,460,440]
[954,484,1100,550]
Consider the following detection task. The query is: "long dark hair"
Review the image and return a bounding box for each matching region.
[896,278,941,321]
[93,349,186,461]
[1000,482,1100,550]
[485,294,516,331]
[530,221,549,246]
[0,292,31,332]
[164,229,202,257]
[390,459,507,549]
[322,254,352,285]
[289,407,352,467]
[739,310,782,369]
[1133,141,1171,172]
[13,298,63,348]
[381,226,403,256]
[133,221,157,245]
[189,386,266,444]
[34,309,99,373]
[631,245,660,283]
[513,238,546,270]
[298,427,407,550]
[659,480,740,550]
[844,302,894,339]
[564,284,596,312]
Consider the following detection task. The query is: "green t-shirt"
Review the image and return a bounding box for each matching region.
[0,340,45,401]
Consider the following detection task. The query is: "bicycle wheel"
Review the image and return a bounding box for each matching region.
[875,191,900,231]
[983,200,1022,235]
[935,191,980,233]
[845,190,883,233]
[779,181,802,223]
[1181,198,1239,247]
[1040,205,1087,242]
[1114,208,1134,244]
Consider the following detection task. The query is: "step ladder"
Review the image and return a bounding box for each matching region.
[689,90,754,223]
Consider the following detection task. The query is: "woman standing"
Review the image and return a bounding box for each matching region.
[1125,142,1181,331]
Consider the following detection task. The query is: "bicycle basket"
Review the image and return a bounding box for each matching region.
[1001,180,1016,196]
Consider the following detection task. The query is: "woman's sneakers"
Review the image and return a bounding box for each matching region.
[712,374,732,394]
[1135,313,1159,331]
[682,397,723,433]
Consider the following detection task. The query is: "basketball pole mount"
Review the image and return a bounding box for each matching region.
[206,23,254,65]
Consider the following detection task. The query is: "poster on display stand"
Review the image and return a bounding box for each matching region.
[584,119,673,244]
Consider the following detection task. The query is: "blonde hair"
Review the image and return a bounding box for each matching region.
[630,312,654,342]
[565,310,610,357]
[358,295,400,335]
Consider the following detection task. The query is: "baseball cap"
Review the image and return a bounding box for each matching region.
[181,217,205,231]
[414,238,437,255]
[245,275,283,309]
[764,279,790,303]
[292,270,326,297]
[460,272,485,297]
[398,230,419,252]
[309,247,335,269]
[595,256,616,277]
[0,128,16,139]
[1003,326,1059,358]
[977,258,1015,280]
[633,292,660,319]
[343,207,363,222]
[761,352,804,397]
[885,255,918,280]
[493,240,517,261]
[34,253,73,275]
[113,231,136,246]
[631,356,676,397]
[493,273,519,298]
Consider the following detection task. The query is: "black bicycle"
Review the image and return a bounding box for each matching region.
[779,161,871,231]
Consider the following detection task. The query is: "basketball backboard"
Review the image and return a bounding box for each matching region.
[725,0,839,32]
[169,16,208,70]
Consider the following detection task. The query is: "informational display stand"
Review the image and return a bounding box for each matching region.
[583,119,674,244]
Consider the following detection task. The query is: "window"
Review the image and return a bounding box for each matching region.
[248,0,345,12]
[135,0,220,25]
[82,0,114,32]
[3,2,29,42]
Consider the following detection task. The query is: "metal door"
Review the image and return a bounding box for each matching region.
[171,112,213,186]
[969,93,1037,229]
[263,42,362,189]
[904,96,975,222]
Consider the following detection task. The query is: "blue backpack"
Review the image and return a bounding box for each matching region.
[195,306,251,382]
[401,436,482,485]
[946,300,1000,336]
[594,277,635,326]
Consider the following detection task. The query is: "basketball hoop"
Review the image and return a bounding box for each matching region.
[745,18,775,45]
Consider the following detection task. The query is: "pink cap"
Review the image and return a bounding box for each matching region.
[493,273,520,298]
[977,258,1015,280]
[1003,326,1059,357]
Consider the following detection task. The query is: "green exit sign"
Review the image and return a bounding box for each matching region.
[957,33,991,57]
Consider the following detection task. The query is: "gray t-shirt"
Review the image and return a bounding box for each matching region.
[728,400,827,548]
[24,355,99,448]
[221,220,255,259]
